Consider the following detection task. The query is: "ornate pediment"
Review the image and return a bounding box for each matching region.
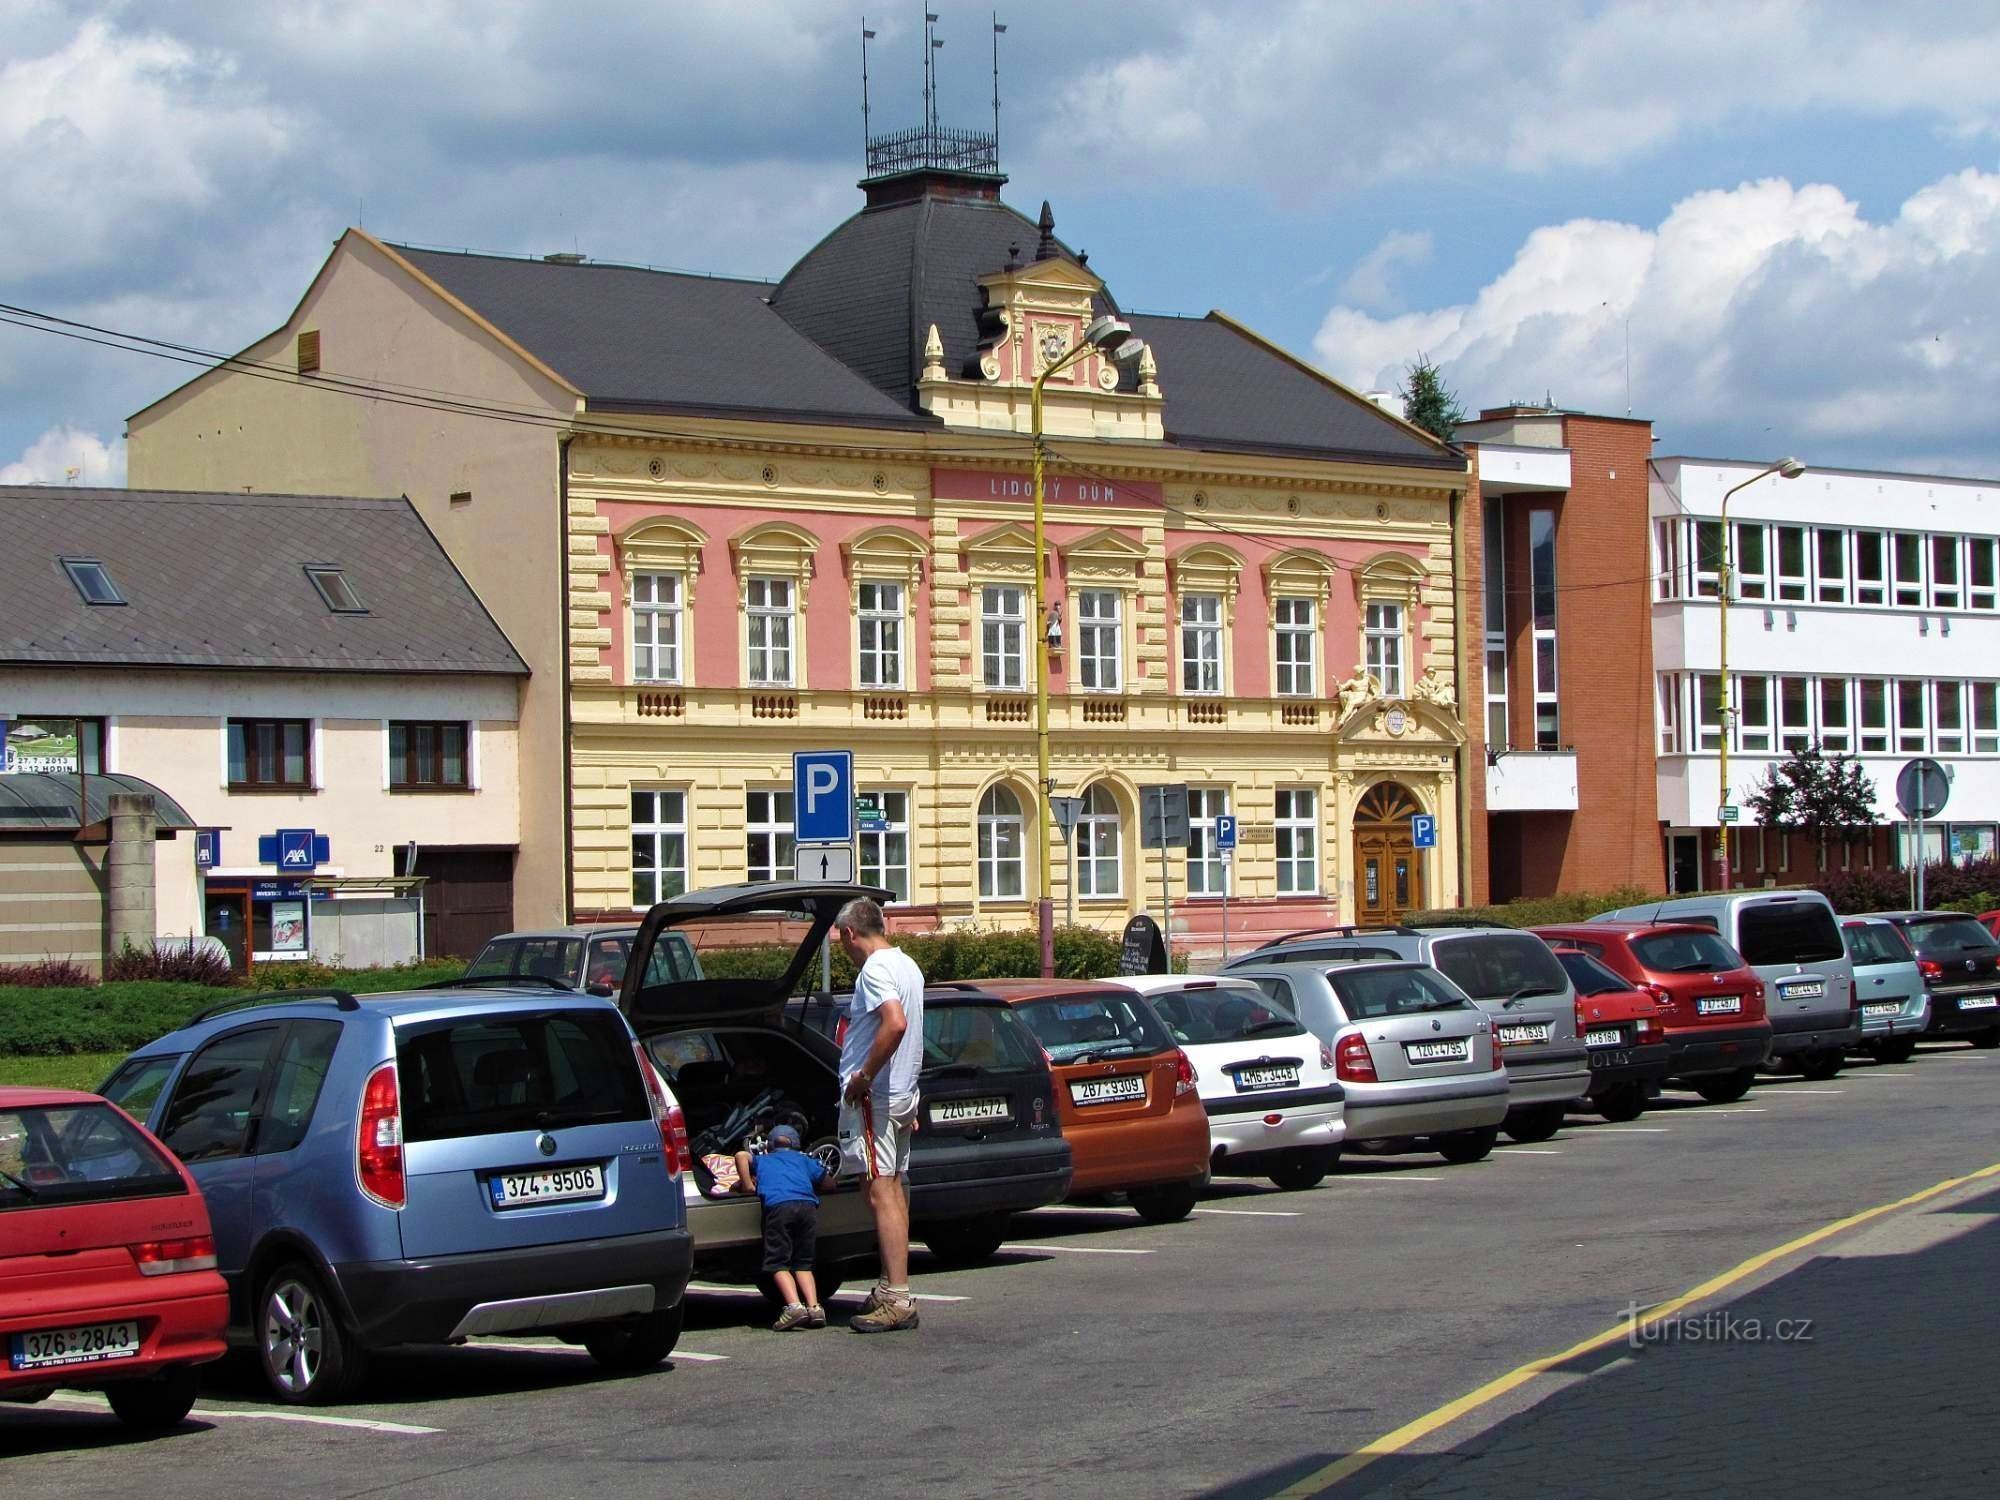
[1334,689,1466,748]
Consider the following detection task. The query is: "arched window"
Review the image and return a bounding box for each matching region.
[978,785,1025,900]
[1077,783,1123,899]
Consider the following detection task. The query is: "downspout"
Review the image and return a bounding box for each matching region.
[1451,483,1471,909]
[558,430,577,923]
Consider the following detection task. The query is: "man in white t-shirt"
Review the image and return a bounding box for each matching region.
[834,896,925,1333]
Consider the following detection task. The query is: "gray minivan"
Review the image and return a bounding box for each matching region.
[1841,917,1928,1064]
[1593,891,1857,1079]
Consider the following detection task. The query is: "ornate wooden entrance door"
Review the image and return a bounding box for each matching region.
[1353,781,1424,924]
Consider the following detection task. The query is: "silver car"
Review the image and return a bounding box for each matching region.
[1239,962,1509,1165]
[460,925,699,995]
[1841,917,1929,1064]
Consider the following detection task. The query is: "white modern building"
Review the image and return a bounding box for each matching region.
[1650,456,2000,891]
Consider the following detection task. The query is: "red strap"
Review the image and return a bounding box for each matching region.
[861,1093,879,1183]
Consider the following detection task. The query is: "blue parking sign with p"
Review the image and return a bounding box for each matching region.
[1214,814,1239,853]
[793,751,854,844]
[1411,814,1438,850]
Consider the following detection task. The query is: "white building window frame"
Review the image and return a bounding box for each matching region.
[976,784,1027,901]
[1814,527,1848,605]
[1853,529,1887,606]
[1931,534,1963,611]
[855,579,906,690]
[1273,596,1318,697]
[1275,787,1319,896]
[1180,591,1225,696]
[1076,782,1124,900]
[980,584,1029,692]
[1732,522,1770,601]
[730,522,816,689]
[858,788,912,903]
[631,788,689,909]
[1186,787,1231,897]
[1171,545,1242,698]
[619,518,707,689]
[1773,524,1808,603]
[631,571,684,685]
[1074,588,1124,694]
[745,789,796,883]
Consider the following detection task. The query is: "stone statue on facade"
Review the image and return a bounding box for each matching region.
[1336,664,1382,722]
[1413,665,1457,710]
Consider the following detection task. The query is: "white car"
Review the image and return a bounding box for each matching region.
[1115,975,1345,1190]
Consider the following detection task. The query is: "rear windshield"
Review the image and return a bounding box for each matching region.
[397,1009,648,1143]
[465,936,583,984]
[1631,930,1745,974]
[924,1002,1043,1074]
[1430,934,1569,1003]
[1736,901,1845,966]
[1844,923,1912,966]
[1144,984,1304,1044]
[1328,967,1470,1019]
[1015,993,1175,1064]
[1901,916,1999,959]
[1,1104,183,1211]
[1553,950,1633,996]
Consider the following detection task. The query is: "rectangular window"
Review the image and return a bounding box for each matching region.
[388,721,468,789]
[1736,676,1771,753]
[631,572,682,683]
[1274,789,1318,895]
[1484,503,1509,745]
[1896,679,1928,752]
[1694,520,1723,597]
[1969,538,1998,611]
[631,790,687,907]
[1975,683,1999,754]
[1778,677,1812,752]
[1733,523,1769,601]
[981,585,1027,691]
[1,716,104,775]
[1485,647,1509,751]
[1657,674,1681,755]
[1931,536,1961,610]
[1696,673,1725,752]
[1186,788,1230,897]
[1935,681,1965,754]
[1854,530,1887,606]
[1653,519,1680,600]
[745,790,795,882]
[1529,508,1558,749]
[857,581,904,689]
[1893,533,1924,607]
[1180,592,1223,695]
[1485,504,1509,627]
[857,790,910,903]
[1274,597,1317,696]
[1364,602,1405,700]
[1819,678,1851,752]
[1077,589,1122,692]
[1774,526,1807,602]
[746,577,795,686]
[1814,529,1847,604]
[227,719,310,789]
[1859,679,1890,753]
[60,557,124,606]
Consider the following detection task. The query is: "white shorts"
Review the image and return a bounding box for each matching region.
[838,1090,918,1182]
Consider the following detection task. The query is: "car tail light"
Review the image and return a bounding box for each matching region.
[1334,1033,1378,1083]
[1635,1015,1661,1042]
[134,1235,217,1276]
[1488,1028,1505,1071]
[1919,959,1944,983]
[1639,981,1673,1009]
[635,1043,688,1176]
[1319,1038,1335,1071]
[356,1062,405,1209]
[1173,1049,1198,1097]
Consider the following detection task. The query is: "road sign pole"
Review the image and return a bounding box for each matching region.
[1159,834,1171,970]
[1916,809,1926,911]
[1221,858,1230,965]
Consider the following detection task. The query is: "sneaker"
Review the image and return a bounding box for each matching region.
[771,1303,811,1332]
[805,1304,827,1329]
[857,1282,890,1314]
[850,1296,919,1334]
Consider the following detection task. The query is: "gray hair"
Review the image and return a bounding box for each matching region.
[834,896,886,937]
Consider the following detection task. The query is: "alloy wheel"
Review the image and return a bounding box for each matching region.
[264,1277,326,1397]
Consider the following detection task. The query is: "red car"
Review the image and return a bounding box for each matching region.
[1544,947,1670,1121]
[1,1087,228,1430]
[1534,923,1774,1103]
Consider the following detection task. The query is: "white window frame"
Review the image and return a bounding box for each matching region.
[1819,678,1852,753]
[1895,679,1928,753]
[1180,592,1224,695]
[1974,682,1999,754]
[1186,787,1230,897]
[1935,680,1965,754]
[1696,673,1726,752]
[856,580,904,690]
[1853,529,1887,606]
[1969,538,1998,611]
[745,790,795,882]
[1931,535,1962,611]
[1653,518,1681,600]
[1076,783,1123,899]
[631,789,688,908]
[980,585,1028,692]
[1274,596,1317,697]
[1275,788,1319,895]
[746,576,795,687]
[1777,676,1812,752]
[1858,679,1890,753]
[1076,589,1123,693]
[1892,533,1925,608]
[977,785,1026,900]
[1732,522,1770,601]
[1657,673,1681,755]
[1735,675,1771,753]
[1364,601,1405,700]
[631,571,683,684]
[1693,520,1723,598]
[858,789,911,902]
[1773,525,1808,603]
[1813,528,1847,605]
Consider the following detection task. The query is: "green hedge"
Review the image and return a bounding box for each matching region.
[700,925,1126,993]
[1409,886,1664,930]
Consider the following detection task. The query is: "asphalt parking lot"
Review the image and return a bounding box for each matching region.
[7,1046,1998,1499]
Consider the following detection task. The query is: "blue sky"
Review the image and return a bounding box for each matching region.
[6,0,2000,483]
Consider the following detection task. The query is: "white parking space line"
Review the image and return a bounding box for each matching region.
[831,1289,970,1304]
[1192,1206,1304,1217]
[1589,1128,1670,1134]
[470,1340,732,1361]
[1769,1089,1846,1095]
[999,1242,1155,1255]
[40,1393,439,1435]
[1022,1205,1136,1216]
[1332,1175,1443,1183]
[1495,1149,1564,1155]
[1686,1108,1766,1115]
[683,1279,968,1307]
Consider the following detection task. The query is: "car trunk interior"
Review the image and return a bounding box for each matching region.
[645,1027,845,1197]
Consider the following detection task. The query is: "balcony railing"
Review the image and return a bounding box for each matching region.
[865,124,1000,179]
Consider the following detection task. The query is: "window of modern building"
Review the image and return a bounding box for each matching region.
[1653,518,1681,600]
[1733,523,1768,600]
[388,721,468,790]
[1657,674,1681,754]
[631,790,687,907]
[1486,505,1510,741]
[981,585,1027,691]
[1364,602,1404,700]
[745,790,795,882]
[976,785,1025,900]
[1814,528,1847,604]
[1819,678,1851,752]
[1696,673,1726,752]
[1858,679,1890,753]
[858,789,910,903]
[1930,536,1962,611]
[1736,676,1771,753]
[1935,681,1965,754]
[1970,538,1998,611]
[1275,789,1318,895]
[227,719,310,790]
[1892,533,1925,608]
[1693,520,1723,597]
[857,581,904,689]
[1529,509,1558,748]
[1076,589,1122,692]
[1486,647,1510,750]
[1274,597,1317,696]
[1975,683,2000,754]
[1853,529,1887,606]
[1896,679,1927,752]
[1180,592,1223,694]
[1774,526,1807,602]
[745,577,795,687]
[1186,788,1230,897]
[632,572,682,683]
[1076,783,1122,898]
[1777,678,1812,752]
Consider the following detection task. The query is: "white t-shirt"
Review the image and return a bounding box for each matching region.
[840,946,926,1100]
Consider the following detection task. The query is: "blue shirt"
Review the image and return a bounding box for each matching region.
[752,1147,826,1208]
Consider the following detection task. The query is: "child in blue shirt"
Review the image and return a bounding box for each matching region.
[734,1124,829,1331]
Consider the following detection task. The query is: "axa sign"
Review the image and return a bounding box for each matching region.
[257,828,330,872]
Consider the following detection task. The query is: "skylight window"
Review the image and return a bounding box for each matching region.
[61,557,124,606]
[305,565,367,614]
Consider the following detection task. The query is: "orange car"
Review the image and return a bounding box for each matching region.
[971,981,1212,1223]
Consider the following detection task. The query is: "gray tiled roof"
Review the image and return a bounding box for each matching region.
[0,488,527,675]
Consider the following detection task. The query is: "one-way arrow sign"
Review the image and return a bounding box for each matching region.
[795,840,854,883]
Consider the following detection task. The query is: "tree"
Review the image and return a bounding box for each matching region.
[1744,744,1879,868]
[1399,355,1465,442]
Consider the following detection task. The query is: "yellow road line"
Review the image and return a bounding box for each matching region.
[1274,1159,2000,1498]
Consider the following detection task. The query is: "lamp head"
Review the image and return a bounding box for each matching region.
[1083,315,1134,352]
[1776,457,1805,480]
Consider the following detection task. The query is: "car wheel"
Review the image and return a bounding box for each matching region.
[583,1302,683,1373]
[1503,1103,1565,1144]
[1595,1082,1647,1123]
[104,1365,201,1430]
[258,1261,363,1405]
[1973,1029,2000,1051]
[1268,1147,1338,1192]
[922,1217,1008,1267]
[1435,1126,1499,1165]
[1128,1181,1198,1223]
[1876,1039,1918,1065]
[1798,1050,1844,1081]
[1693,1068,1756,1104]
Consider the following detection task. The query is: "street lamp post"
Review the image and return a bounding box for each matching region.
[1032,316,1147,976]
[1715,456,1805,889]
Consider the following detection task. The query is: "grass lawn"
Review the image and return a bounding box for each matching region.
[0,1052,125,1092]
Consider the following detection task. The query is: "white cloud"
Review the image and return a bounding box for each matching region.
[1315,170,2000,473]
[0,425,125,486]
[1339,230,1433,313]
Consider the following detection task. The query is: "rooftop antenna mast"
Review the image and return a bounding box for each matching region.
[992,14,1006,157]
[925,9,943,141]
[861,17,876,165]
